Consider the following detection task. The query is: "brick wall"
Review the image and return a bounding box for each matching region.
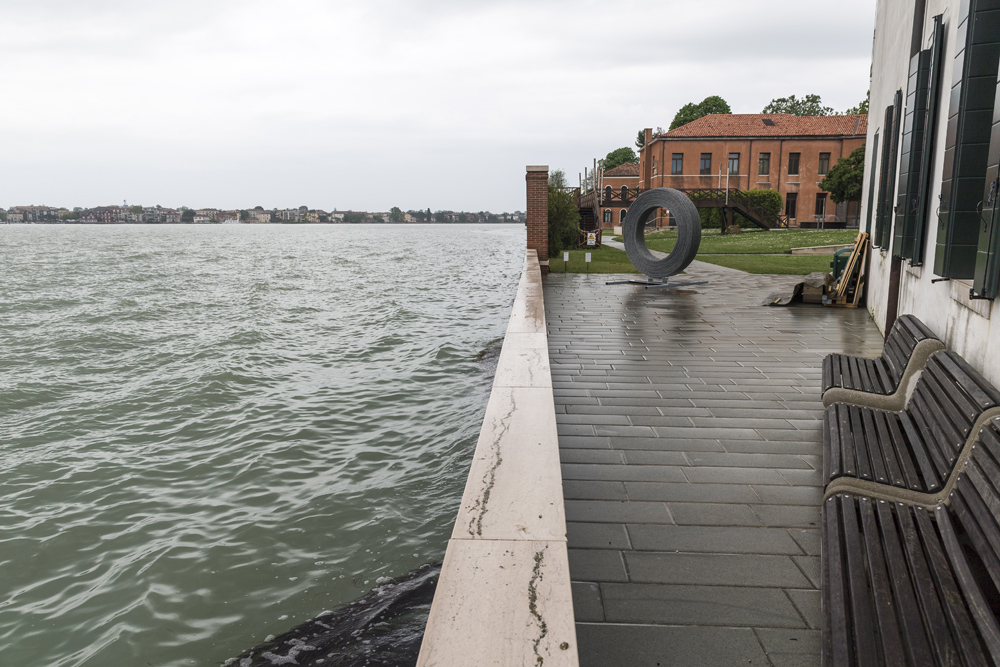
[525,165,549,274]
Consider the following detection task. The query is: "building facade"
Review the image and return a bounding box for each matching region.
[863,0,1000,385]
[598,162,640,229]
[638,114,867,227]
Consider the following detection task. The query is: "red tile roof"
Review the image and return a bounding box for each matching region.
[660,114,868,139]
[603,162,640,177]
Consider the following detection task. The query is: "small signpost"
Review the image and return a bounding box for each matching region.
[585,252,591,273]
[563,251,569,273]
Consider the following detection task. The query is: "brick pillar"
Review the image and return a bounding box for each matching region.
[526,165,549,274]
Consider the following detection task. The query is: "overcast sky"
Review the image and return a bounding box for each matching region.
[1,0,875,213]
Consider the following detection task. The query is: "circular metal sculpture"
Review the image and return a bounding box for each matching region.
[623,188,701,279]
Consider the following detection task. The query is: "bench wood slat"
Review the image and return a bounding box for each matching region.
[962,461,1000,560]
[873,358,895,394]
[925,359,982,426]
[896,506,963,664]
[826,405,841,481]
[911,388,964,474]
[875,500,936,667]
[850,406,874,481]
[872,409,906,487]
[914,509,990,666]
[897,411,942,491]
[883,410,922,490]
[937,353,1000,410]
[861,408,890,485]
[839,404,857,479]
[937,504,1000,666]
[841,495,881,665]
[907,394,953,485]
[859,497,907,666]
[950,488,1000,617]
[825,498,853,666]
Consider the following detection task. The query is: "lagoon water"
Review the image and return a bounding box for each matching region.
[0,223,525,666]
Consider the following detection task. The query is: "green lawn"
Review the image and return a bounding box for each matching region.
[548,246,638,273]
[615,228,860,255]
[696,254,835,275]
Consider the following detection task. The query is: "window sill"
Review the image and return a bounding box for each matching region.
[949,279,992,319]
[905,262,922,278]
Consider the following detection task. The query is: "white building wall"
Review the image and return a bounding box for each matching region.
[866,0,1000,387]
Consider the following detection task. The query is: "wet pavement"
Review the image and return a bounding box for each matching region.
[544,261,883,666]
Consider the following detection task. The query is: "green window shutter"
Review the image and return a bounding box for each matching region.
[865,132,880,236]
[875,91,902,249]
[894,50,932,259]
[972,69,1000,298]
[935,0,1000,278]
[895,16,946,264]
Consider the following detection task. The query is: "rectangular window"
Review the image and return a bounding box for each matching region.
[875,92,903,249]
[758,152,770,176]
[788,153,800,176]
[818,153,831,175]
[894,19,943,264]
[815,193,828,217]
[939,0,1000,281]
[728,153,740,174]
[785,193,798,219]
[671,153,683,175]
[700,153,712,175]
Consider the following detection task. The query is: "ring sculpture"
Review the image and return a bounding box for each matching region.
[623,187,701,279]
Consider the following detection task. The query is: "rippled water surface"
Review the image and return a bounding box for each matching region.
[0,224,525,666]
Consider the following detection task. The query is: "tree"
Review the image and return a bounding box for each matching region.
[844,90,870,115]
[635,129,645,149]
[762,94,834,116]
[129,205,143,215]
[180,209,195,223]
[820,145,865,203]
[239,210,250,221]
[603,147,638,172]
[669,96,732,130]
[389,206,404,222]
[548,169,580,256]
[60,211,80,220]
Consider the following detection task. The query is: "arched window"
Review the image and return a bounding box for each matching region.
[604,185,612,201]
[620,209,627,223]
[621,186,629,200]
[603,209,612,224]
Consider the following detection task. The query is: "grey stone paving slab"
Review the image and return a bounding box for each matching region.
[601,583,807,627]
[625,481,760,504]
[568,549,629,582]
[571,582,604,622]
[545,268,884,665]
[787,588,822,629]
[575,623,768,667]
[562,480,628,501]
[561,463,687,482]
[627,524,804,554]
[565,499,673,524]
[567,521,631,549]
[756,628,822,667]
[626,551,812,587]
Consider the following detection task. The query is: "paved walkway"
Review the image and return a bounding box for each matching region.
[544,262,883,666]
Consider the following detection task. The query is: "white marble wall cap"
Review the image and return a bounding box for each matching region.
[495,329,550,385]
[452,386,563,541]
[526,165,550,172]
[417,539,578,667]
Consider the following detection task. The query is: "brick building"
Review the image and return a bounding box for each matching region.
[598,162,640,229]
[638,114,867,227]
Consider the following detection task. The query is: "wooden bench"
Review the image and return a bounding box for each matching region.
[823,417,1000,666]
[822,314,944,411]
[823,350,1000,493]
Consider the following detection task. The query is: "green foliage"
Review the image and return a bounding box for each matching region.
[239,210,250,221]
[180,209,195,223]
[603,147,638,172]
[639,228,858,255]
[129,205,143,214]
[820,145,865,203]
[343,211,365,223]
[0,210,7,221]
[697,254,837,275]
[548,169,568,189]
[389,206,404,222]
[635,129,645,149]
[844,91,870,115]
[548,181,580,257]
[60,211,80,220]
[548,245,639,274]
[670,96,732,130]
[762,94,834,116]
[743,189,783,216]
